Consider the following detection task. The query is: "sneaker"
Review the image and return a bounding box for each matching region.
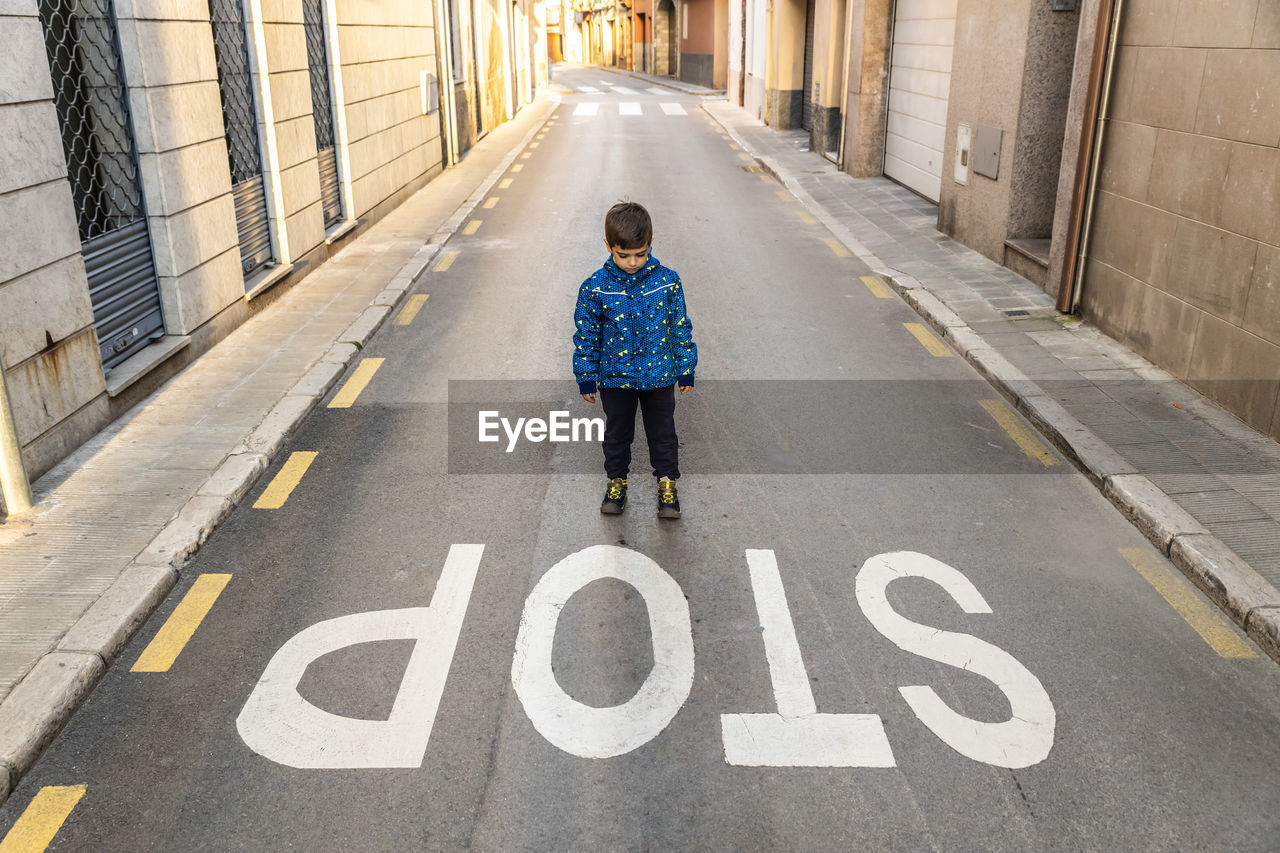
[601,477,627,514]
[657,476,681,519]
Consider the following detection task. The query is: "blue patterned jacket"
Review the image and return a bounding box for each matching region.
[573,255,697,394]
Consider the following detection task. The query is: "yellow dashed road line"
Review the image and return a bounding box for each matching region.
[499,178,513,189]
[510,164,523,173]
[0,785,87,853]
[903,322,953,357]
[861,275,894,298]
[434,249,460,271]
[978,399,1057,466]
[462,219,482,235]
[738,152,752,161]
[1119,548,1258,658]
[253,451,318,509]
[776,190,792,201]
[329,357,385,408]
[795,210,817,224]
[395,293,429,326]
[519,152,531,159]
[823,237,851,257]
[729,143,741,150]
[483,197,499,209]
[131,574,233,672]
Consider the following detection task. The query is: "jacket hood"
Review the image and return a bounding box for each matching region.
[603,254,663,286]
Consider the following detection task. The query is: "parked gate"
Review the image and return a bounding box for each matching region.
[209,0,273,280]
[302,0,343,229]
[38,0,165,371]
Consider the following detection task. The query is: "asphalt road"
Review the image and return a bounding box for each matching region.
[3,66,1279,851]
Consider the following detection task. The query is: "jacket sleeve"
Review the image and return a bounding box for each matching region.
[572,280,602,394]
[669,278,697,387]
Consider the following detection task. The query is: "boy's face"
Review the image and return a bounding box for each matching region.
[605,239,650,275]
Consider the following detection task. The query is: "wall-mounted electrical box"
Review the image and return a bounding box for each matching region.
[1051,0,1077,10]
[420,71,439,114]
[973,124,1002,180]
[954,123,971,185]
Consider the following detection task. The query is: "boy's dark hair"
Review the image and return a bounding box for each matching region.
[605,201,652,249]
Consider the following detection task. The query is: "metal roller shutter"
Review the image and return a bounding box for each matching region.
[884,0,958,202]
[209,0,273,279]
[801,0,815,131]
[303,0,343,228]
[38,0,165,371]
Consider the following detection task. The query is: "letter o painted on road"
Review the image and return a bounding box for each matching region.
[512,545,695,758]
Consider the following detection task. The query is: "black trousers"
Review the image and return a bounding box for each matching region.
[600,385,679,480]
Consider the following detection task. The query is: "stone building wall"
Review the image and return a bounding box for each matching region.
[1082,0,1280,438]
[1,0,464,484]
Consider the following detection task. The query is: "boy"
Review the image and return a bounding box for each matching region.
[573,201,697,518]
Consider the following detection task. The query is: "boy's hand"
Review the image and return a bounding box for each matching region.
[679,385,692,395]
[582,393,596,403]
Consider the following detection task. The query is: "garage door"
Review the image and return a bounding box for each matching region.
[884,0,957,203]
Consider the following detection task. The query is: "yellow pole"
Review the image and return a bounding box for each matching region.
[0,358,33,518]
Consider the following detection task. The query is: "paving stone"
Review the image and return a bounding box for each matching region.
[1172,490,1270,524]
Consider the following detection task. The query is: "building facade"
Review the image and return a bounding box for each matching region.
[725,0,1279,441]
[1,0,542,498]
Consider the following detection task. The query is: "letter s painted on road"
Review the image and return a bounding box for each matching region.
[855,551,1055,769]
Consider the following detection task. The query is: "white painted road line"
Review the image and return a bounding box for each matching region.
[742,549,816,716]
[619,102,641,115]
[573,102,599,116]
[661,102,687,115]
[720,549,896,768]
[513,545,694,759]
[855,551,1056,769]
[236,544,486,769]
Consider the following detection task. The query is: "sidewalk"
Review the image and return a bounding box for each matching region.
[0,95,556,804]
[703,99,1280,666]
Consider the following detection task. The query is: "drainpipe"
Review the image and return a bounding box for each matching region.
[0,360,33,519]
[835,0,854,170]
[1058,0,1124,313]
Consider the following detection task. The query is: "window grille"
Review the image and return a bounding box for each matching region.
[38,0,165,369]
[208,0,273,278]
[302,0,343,228]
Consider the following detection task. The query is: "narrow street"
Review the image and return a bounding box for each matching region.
[2,67,1279,850]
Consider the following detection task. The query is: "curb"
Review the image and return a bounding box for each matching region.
[700,102,1280,666]
[0,100,558,807]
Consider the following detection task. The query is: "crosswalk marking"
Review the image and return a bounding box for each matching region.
[566,102,693,117]
[610,86,638,94]
[647,86,669,95]
[579,86,601,93]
